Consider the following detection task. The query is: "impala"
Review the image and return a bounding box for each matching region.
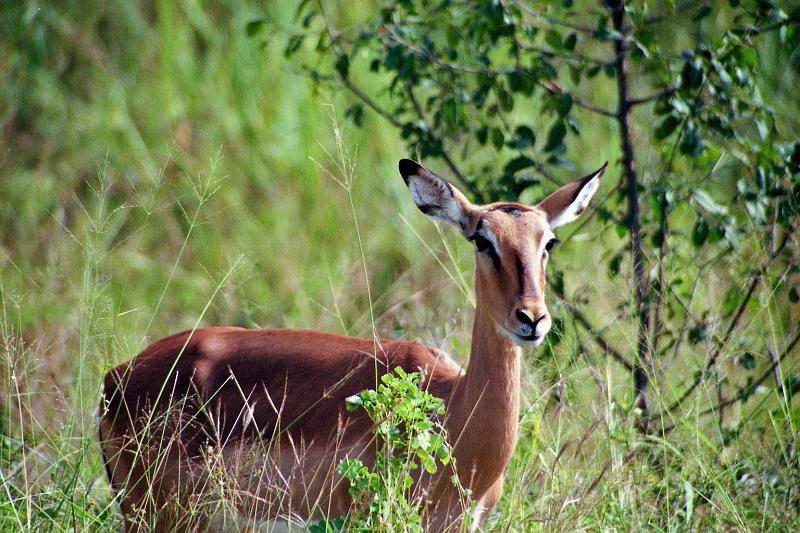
[99,158,606,531]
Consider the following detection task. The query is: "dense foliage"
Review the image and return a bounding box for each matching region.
[280,0,800,432]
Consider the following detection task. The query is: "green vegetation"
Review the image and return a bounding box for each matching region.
[336,368,459,532]
[1,0,799,531]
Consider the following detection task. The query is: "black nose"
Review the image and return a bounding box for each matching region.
[516,309,544,331]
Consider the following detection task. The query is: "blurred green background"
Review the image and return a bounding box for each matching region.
[1,0,799,530]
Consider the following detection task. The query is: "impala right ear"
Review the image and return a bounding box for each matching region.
[536,162,607,229]
[399,159,476,235]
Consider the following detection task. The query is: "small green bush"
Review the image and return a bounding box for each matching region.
[313,368,459,532]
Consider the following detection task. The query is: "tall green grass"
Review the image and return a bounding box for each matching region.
[1,1,798,531]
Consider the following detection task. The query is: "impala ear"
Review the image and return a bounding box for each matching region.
[399,159,476,235]
[536,162,607,229]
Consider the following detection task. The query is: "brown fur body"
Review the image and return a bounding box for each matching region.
[99,327,467,529]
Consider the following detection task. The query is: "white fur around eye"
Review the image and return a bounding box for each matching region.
[538,229,556,257]
[481,225,498,250]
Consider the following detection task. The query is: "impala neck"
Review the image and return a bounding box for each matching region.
[447,280,522,491]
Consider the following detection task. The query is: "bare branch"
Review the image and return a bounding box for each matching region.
[339,77,402,128]
[652,191,672,359]
[555,296,634,372]
[664,250,727,366]
[661,234,791,417]
[520,44,613,66]
[584,448,639,496]
[656,325,800,434]
[575,333,609,394]
[511,1,597,35]
[735,14,800,36]
[629,87,677,106]
[536,81,616,118]
[641,2,709,26]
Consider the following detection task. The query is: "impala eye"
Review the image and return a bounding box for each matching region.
[474,234,493,253]
[545,238,560,252]
[469,231,500,269]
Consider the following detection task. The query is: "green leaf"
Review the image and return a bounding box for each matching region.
[557,94,573,116]
[497,87,514,112]
[692,217,709,247]
[681,59,704,89]
[655,115,681,140]
[504,156,536,175]
[508,125,536,149]
[476,125,489,145]
[694,5,712,20]
[739,352,756,370]
[345,394,363,412]
[544,121,567,152]
[246,18,268,37]
[688,325,707,344]
[446,25,460,47]
[491,128,505,151]
[345,104,365,127]
[756,119,769,140]
[569,65,581,85]
[738,46,758,68]
[507,71,535,95]
[334,54,350,79]
[545,30,563,50]
[442,99,465,129]
[564,33,577,52]
[680,125,704,157]
[693,189,728,215]
[284,34,304,57]
[783,374,800,398]
[672,99,690,115]
[421,453,437,474]
[608,252,623,276]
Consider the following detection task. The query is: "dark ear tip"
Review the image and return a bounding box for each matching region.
[399,158,421,183]
[578,161,608,185]
[586,161,608,182]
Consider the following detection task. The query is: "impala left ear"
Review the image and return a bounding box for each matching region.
[399,158,477,235]
[536,162,607,229]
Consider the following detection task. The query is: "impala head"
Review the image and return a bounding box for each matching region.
[399,158,606,347]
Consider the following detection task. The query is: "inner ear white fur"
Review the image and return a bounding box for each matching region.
[548,174,600,229]
[537,162,606,230]
[399,159,473,233]
[407,178,464,226]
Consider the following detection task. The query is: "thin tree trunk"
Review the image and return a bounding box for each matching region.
[609,0,651,430]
